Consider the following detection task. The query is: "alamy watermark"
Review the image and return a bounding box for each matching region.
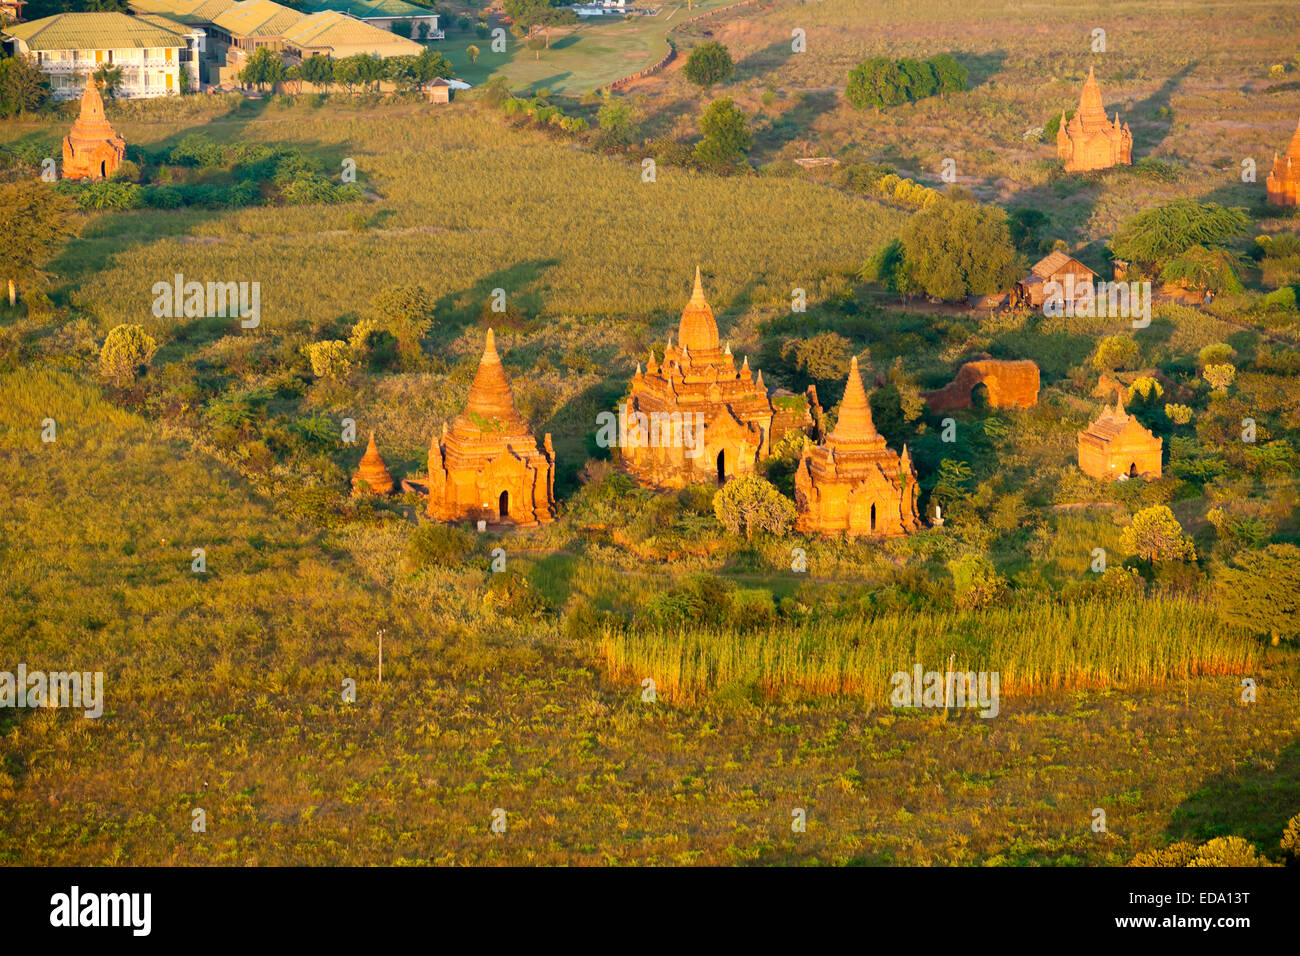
[1,664,103,718]
[151,273,260,328]
[890,663,999,718]
[1042,276,1151,329]
[595,405,706,459]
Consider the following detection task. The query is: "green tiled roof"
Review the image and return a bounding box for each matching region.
[305,0,435,19]
[127,0,237,27]
[212,0,305,38]
[282,9,421,51]
[3,11,192,50]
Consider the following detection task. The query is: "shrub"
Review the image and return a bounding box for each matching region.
[1165,403,1193,424]
[948,553,1008,609]
[684,41,734,88]
[404,522,474,569]
[98,323,158,387]
[713,475,796,539]
[1202,363,1236,391]
[305,340,353,380]
[1121,505,1196,563]
[1092,335,1141,372]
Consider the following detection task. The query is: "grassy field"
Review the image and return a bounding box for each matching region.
[2,366,1297,865]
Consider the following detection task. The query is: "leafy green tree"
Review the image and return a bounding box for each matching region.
[1110,200,1248,273]
[694,97,751,169]
[927,53,968,94]
[467,44,480,64]
[306,340,353,380]
[713,475,796,539]
[780,332,852,384]
[948,553,1008,610]
[415,47,454,81]
[1091,334,1141,372]
[897,57,937,99]
[1121,505,1196,563]
[0,54,51,117]
[300,53,334,89]
[1159,244,1243,294]
[898,196,1021,300]
[684,41,734,88]
[238,47,287,92]
[595,98,637,147]
[369,284,434,364]
[334,54,383,92]
[846,57,908,111]
[0,180,75,306]
[99,324,158,387]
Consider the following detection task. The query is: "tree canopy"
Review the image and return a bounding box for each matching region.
[694,98,751,169]
[1110,200,1249,272]
[684,41,734,88]
[898,195,1022,300]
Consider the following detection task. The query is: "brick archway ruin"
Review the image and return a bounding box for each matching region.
[923,360,1040,413]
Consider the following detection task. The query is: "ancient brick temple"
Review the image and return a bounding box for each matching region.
[1266,117,1300,206]
[924,359,1040,412]
[426,328,556,526]
[62,77,126,182]
[795,357,921,538]
[352,430,395,495]
[1077,392,1162,480]
[619,268,816,488]
[1057,66,1132,173]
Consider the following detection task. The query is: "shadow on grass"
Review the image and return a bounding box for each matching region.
[1165,736,1300,857]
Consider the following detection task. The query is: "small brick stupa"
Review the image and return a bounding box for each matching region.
[795,357,921,538]
[426,328,556,526]
[62,77,126,182]
[1077,392,1162,480]
[1266,117,1300,207]
[352,430,395,495]
[1057,66,1132,173]
[620,267,783,488]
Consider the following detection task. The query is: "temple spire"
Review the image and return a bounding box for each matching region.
[830,356,878,442]
[463,327,522,426]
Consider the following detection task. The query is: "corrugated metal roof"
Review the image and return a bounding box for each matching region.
[4,12,192,50]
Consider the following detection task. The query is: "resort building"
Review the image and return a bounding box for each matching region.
[3,11,203,98]
[304,0,441,39]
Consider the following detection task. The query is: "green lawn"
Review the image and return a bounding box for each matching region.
[437,2,733,94]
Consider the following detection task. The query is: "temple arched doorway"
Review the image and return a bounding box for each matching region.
[870,503,877,532]
[970,382,990,410]
[499,490,510,519]
[1128,462,1138,478]
[716,450,726,484]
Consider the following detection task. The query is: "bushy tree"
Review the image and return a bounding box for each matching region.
[897,57,937,99]
[713,475,795,539]
[898,196,1021,300]
[684,41,734,88]
[1092,334,1141,372]
[780,332,852,383]
[1121,505,1196,563]
[928,53,967,94]
[694,98,751,169]
[0,180,75,306]
[846,57,908,111]
[369,284,434,363]
[1110,200,1248,272]
[1159,244,1242,294]
[0,54,50,117]
[595,98,637,147]
[948,553,1008,609]
[300,53,334,89]
[98,324,158,386]
[1202,363,1236,391]
[238,47,286,91]
[306,340,353,380]
[1215,543,1300,645]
